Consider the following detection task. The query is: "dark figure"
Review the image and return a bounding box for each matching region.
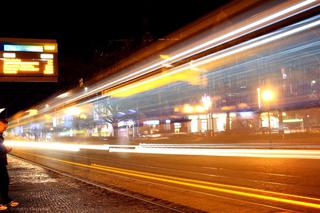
[0,119,19,211]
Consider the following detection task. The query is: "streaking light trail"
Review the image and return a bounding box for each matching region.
[5,140,320,159]
[100,16,320,98]
[15,151,320,210]
[4,141,110,152]
[109,147,320,159]
[39,0,318,111]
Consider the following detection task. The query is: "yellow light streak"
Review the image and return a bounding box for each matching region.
[91,163,320,203]
[160,54,170,59]
[25,109,38,116]
[16,151,320,209]
[106,68,204,98]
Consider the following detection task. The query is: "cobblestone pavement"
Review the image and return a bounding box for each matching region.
[5,156,188,213]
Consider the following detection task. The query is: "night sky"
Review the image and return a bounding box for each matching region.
[0,1,230,118]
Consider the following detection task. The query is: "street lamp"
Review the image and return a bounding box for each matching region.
[261,89,275,145]
[262,90,274,102]
[201,94,213,135]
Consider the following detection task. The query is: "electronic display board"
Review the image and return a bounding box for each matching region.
[0,38,58,82]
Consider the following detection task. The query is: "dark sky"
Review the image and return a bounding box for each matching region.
[0,1,230,117]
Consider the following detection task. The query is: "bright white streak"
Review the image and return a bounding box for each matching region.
[4,141,110,152]
[44,0,317,109]
[109,147,320,159]
[106,18,320,96]
[5,140,320,159]
[4,141,80,152]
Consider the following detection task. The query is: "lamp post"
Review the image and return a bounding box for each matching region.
[261,89,275,146]
[201,94,212,135]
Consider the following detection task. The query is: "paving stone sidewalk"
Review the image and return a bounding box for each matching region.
[5,156,182,213]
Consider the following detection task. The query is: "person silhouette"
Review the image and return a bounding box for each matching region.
[0,119,19,211]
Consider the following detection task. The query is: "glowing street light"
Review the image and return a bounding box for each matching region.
[262,90,274,102]
[261,89,276,145]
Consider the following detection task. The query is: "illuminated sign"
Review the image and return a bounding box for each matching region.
[0,38,58,82]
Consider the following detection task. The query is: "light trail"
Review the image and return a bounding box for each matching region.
[95,15,320,98]
[5,140,320,159]
[4,140,110,152]
[139,143,320,149]
[19,0,317,116]
[90,164,320,202]
[15,151,320,210]
[109,147,320,159]
[61,0,318,104]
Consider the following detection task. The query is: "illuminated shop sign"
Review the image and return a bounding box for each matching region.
[0,38,58,82]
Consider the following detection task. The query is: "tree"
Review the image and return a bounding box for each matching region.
[93,96,128,137]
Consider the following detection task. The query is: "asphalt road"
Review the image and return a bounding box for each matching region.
[10,148,320,212]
